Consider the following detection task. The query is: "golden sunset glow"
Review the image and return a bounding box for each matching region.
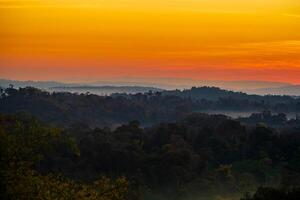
[1,0,300,83]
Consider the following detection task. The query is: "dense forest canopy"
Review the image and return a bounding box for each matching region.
[0,86,300,128]
[0,113,136,200]
[1,86,300,199]
[1,112,300,200]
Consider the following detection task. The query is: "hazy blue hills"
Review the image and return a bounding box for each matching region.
[0,79,163,95]
[1,77,297,92]
[50,85,164,95]
[0,79,75,89]
[1,78,300,97]
[248,85,300,96]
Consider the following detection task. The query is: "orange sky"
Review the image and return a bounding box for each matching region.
[0,0,300,83]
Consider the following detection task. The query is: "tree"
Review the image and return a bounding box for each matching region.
[0,114,133,200]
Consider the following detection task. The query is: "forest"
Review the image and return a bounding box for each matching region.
[1,87,300,128]
[0,86,300,200]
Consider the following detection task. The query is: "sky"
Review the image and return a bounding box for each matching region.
[0,0,300,84]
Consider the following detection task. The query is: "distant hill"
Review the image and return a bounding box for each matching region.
[0,79,163,95]
[162,86,297,103]
[0,79,75,89]
[50,85,164,95]
[2,78,299,96]
[248,85,300,96]
[91,77,291,91]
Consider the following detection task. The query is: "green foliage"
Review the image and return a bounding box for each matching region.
[241,187,300,200]
[60,114,300,199]
[0,108,300,200]
[3,167,129,200]
[0,114,132,200]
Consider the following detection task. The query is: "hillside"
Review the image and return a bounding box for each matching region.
[162,86,297,103]
[1,87,300,128]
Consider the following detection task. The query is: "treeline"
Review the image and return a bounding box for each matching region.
[1,112,299,199]
[1,87,300,128]
[0,87,194,127]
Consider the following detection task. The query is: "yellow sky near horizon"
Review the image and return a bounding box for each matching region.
[1,0,300,83]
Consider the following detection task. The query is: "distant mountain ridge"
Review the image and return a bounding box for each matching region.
[51,85,164,95]
[161,86,299,103]
[1,78,299,96]
[91,77,292,91]
[0,79,163,95]
[248,85,300,96]
[0,79,76,89]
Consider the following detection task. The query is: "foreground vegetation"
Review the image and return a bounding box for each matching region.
[0,114,136,200]
[1,112,299,199]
